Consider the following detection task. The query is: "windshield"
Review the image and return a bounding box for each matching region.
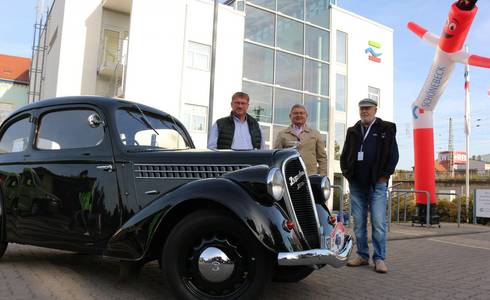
[115,108,191,150]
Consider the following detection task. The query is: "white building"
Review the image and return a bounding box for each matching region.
[30,0,394,209]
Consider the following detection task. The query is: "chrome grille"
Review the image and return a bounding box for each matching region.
[283,156,320,249]
[134,164,249,179]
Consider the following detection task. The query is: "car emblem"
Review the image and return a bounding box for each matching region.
[289,170,305,187]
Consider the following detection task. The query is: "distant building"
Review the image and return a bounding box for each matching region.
[436,150,490,174]
[0,54,30,123]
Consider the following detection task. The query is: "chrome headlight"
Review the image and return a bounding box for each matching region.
[321,176,331,201]
[267,167,285,201]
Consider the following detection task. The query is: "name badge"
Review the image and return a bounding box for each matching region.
[357,151,364,161]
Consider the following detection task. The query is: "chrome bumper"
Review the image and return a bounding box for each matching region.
[277,234,353,268]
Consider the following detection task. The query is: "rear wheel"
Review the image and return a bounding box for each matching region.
[162,209,273,300]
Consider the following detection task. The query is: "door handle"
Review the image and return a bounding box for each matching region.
[145,190,160,195]
[96,165,114,172]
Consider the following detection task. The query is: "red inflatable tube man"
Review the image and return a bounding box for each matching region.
[408,0,490,210]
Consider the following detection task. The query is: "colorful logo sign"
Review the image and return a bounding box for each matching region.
[365,40,382,63]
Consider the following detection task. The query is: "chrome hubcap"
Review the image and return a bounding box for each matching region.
[198,247,235,282]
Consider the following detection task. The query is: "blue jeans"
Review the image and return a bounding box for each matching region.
[349,182,387,261]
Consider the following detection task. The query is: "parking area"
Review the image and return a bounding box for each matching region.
[1,224,489,300]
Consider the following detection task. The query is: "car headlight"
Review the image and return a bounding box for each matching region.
[321,176,331,201]
[267,167,285,201]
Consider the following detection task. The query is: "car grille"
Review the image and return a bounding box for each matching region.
[134,164,249,179]
[283,157,320,249]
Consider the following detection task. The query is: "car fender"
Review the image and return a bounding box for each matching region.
[103,178,304,261]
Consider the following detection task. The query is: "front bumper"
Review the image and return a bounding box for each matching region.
[277,234,353,268]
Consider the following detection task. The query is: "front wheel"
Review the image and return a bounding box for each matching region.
[162,209,273,300]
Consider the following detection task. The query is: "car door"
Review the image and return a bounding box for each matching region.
[17,104,121,250]
[0,113,34,242]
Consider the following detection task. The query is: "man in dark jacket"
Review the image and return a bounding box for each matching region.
[208,92,265,150]
[340,98,399,273]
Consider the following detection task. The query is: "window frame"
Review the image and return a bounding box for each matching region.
[0,113,33,155]
[34,106,108,152]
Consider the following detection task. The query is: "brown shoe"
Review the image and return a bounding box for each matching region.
[347,256,369,267]
[374,260,388,273]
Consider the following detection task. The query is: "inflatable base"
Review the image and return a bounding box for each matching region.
[411,204,441,227]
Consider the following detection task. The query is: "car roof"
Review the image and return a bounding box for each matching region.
[9,96,172,119]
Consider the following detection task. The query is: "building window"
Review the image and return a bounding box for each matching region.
[245,6,275,46]
[242,81,273,123]
[306,0,330,29]
[277,16,304,54]
[275,51,303,90]
[336,30,347,64]
[304,59,329,96]
[277,0,304,19]
[334,122,345,160]
[187,41,211,71]
[304,95,328,131]
[99,28,128,70]
[273,88,302,126]
[248,0,276,10]
[243,43,274,83]
[305,25,329,62]
[368,86,380,107]
[335,73,346,112]
[182,104,208,133]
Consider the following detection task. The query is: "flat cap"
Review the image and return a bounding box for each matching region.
[358,98,378,107]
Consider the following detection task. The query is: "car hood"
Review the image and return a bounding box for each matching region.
[123,148,299,169]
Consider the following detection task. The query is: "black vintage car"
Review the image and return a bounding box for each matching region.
[0,96,352,299]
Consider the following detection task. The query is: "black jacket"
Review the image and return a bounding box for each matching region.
[216,113,262,149]
[340,118,399,185]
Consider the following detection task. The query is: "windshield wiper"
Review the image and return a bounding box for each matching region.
[133,103,159,136]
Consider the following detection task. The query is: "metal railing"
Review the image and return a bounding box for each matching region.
[388,189,431,231]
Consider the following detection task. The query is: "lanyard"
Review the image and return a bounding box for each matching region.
[360,118,376,152]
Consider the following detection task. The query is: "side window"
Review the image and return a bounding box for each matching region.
[36,109,105,150]
[0,117,31,153]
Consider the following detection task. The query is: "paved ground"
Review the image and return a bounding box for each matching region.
[1,223,489,300]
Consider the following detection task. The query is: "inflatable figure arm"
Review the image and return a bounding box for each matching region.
[407,22,439,47]
[451,51,490,68]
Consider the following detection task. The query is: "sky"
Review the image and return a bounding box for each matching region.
[1,0,489,170]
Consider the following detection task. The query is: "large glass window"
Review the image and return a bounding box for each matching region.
[116,109,190,150]
[304,95,328,131]
[274,88,302,126]
[336,30,347,64]
[277,16,304,54]
[304,59,329,96]
[306,25,329,61]
[245,6,275,46]
[275,51,303,90]
[0,116,31,153]
[248,0,275,10]
[36,110,105,150]
[336,73,346,112]
[243,43,274,83]
[306,0,329,29]
[277,0,304,19]
[334,122,345,160]
[242,81,273,123]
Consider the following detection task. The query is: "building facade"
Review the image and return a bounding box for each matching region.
[30,0,394,208]
[0,54,30,124]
